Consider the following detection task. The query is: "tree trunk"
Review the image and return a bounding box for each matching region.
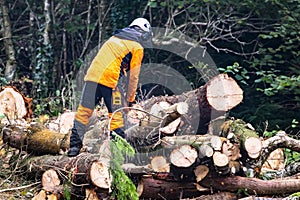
[200,175,300,195]
[137,174,203,199]
[181,192,238,200]
[221,119,262,159]
[0,0,17,82]
[27,152,111,189]
[2,125,70,155]
[140,74,243,134]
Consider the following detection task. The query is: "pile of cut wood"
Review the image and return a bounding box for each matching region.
[0,74,300,200]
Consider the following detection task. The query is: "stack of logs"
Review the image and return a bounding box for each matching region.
[1,74,300,200]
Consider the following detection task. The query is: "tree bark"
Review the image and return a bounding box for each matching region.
[0,0,17,82]
[2,125,70,155]
[200,175,300,195]
[140,74,243,134]
[137,174,203,199]
[221,119,262,159]
[26,152,111,189]
[181,192,238,200]
[254,131,300,173]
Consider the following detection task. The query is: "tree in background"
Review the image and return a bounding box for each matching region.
[0,0,298,133]
[0,0,17,82]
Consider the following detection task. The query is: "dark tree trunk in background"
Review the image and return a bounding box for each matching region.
[0,0,17,82]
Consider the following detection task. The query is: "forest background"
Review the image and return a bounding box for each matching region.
[0,0,299,136]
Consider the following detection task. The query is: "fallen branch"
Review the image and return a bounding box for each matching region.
[0,182,41,193]
[200,175,300,195]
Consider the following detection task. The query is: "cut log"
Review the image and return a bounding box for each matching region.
[0,86,32,122]
[137,174,202,199]
[169,145,198,168]
[137,172,300,198]
[126,75,242,147]
[254,131,300,173]
[32,190,47,200]
[2,125,70,155]
[261,148,285,172]
[48,110,75,134]
[42,169,61,192]
[213,151,230,174]
[91,140,111,189]
[181,192,238,200]
[140,74,243,134]
[159,117,181,135]
[90,161,111,189]
[198,144,214,158]
[125,102,190,149]
[127,104,148,124]
[221,140,241,161]
[122,163,154,174]
[150,156,170,172]
[221,119,262,159]
[161,134,223,150]
[206,74,243,111]
[244,137,262,159]
[200,174,300,195]
[26,152,111,189]
[161,102,188,126]
[194,165,209,182]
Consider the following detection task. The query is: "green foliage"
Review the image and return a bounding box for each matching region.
[219,62,250,85]
[33,90,63,116]
[34,31,54,99]
[111,0,147,31]
[291,119,299,128]
[263,129,277,138]
[63,185,71,200]
[2,0,299,134]
[109,133,138,200]
[0,77,8,87]
[0,113,5,119]
[284,148,300,165]
[63,171,72,200]
[251,0,300,96]
[289,192,300,198]
[255,74,300,96]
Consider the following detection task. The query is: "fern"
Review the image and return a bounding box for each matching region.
[109,133,138,200]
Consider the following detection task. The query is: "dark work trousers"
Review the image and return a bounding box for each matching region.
[69,81,113,149]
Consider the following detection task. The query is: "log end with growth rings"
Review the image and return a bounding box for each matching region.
[150,156,170,172]
[170,145,198,168]
[206,74,243,111]
[244,137,262,159]
[90,161,112,189]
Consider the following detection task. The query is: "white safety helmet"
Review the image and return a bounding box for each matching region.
[129,18,152,33]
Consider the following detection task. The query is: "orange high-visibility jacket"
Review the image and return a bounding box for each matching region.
[84,35,144,103]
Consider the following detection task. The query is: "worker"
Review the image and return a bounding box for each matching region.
[68,18,152,157]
